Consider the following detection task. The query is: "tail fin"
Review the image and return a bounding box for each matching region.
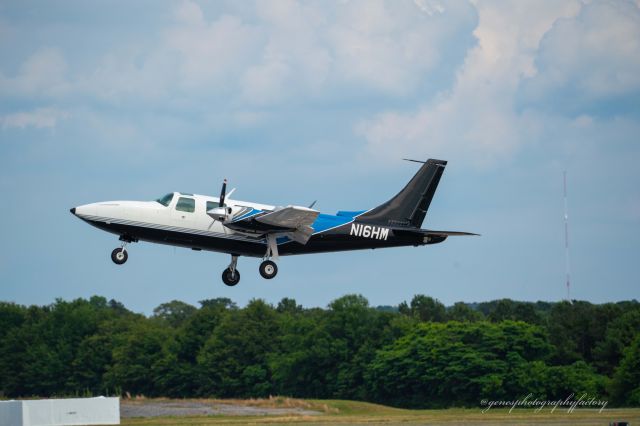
[358,159,447,228]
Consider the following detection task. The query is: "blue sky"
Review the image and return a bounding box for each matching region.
[1,0,639,314]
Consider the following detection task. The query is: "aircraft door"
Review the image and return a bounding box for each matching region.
[171,196,196,226]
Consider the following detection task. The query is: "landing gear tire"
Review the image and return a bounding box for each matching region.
[259,260,278,279]
[111,248,128,265]
[222,268,240,286]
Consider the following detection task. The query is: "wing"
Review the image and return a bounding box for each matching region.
[255,206,319,229]
[224,205,320,244]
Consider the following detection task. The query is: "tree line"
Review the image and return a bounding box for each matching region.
[0,295,638,407]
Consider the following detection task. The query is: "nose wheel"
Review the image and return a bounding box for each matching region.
[259,260,278,279]
[111,235,136,265]
[111,247,128,265]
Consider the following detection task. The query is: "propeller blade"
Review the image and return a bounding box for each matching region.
[219,178,227,206]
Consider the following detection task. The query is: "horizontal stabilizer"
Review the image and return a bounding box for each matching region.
[423,230,480,237]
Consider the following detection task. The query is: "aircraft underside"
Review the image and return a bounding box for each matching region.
[79,216,441,286]
[88,218,432,257]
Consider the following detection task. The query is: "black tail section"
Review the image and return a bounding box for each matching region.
[358,159,447,228]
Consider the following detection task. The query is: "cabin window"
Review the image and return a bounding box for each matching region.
[206,201,220,211]
[176,197,195,213]
[156,193,174,207]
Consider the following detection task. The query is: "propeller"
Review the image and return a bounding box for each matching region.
[219,178,227,206]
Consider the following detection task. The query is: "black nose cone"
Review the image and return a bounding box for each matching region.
[70,207,76,215]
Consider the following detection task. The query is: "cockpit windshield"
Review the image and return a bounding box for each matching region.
[156,193,174,207]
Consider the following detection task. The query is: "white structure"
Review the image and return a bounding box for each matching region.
[0,397,119,426]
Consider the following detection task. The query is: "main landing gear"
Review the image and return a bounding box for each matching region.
[220,257,278,286]
[259,260,278,279]
[111,235,137,265]
[259,234,279,280]
[220,236,280,286]
[222,255,241,286]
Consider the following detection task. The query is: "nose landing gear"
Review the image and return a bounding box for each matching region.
[111,235,137,265]
[111,246,128,265]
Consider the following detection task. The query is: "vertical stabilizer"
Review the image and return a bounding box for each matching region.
[358,159,447,228]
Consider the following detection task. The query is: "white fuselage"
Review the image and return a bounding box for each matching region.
[73,192,276,253]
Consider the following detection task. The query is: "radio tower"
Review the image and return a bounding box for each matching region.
[563,171,571,302]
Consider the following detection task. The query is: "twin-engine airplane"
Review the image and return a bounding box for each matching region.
[70,159,477,286]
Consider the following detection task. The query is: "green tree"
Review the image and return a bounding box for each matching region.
[401,295,446,322]
[152,300,197,328]
[104,321,173,396]
[486,299,543,324]
[447,302,484,322]
[548,301,622,364]
[544,361,607,400]
[270,307,334,398]
[272,295,402,400]
[324,294,392,399]
[610,334,640,405]
[0,302,27,339]
[197,299,280,397]
[276,297,303,314]
[161,298,236,396]
[366,321,551,407]
[593,310,640,375]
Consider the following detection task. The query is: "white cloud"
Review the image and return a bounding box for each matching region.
[358,0,584,166]
[241,59,292,105]
[166,3,263,92]
[75,47,177,104]
[1,107,69,130]
[413,0,445,16]
[523,1,640,104]
[0,1,476,108]
[6,0,637,162]
[0,47,68,97]
[327,0,474,96]
[239,0,332,104]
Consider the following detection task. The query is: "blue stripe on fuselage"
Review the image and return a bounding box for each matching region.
[271,212,357,244]
[231,208,263,222]
[336,210,366,218]
[311,213,357,234]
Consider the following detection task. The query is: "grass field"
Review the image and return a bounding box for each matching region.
[121,397,640,425]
